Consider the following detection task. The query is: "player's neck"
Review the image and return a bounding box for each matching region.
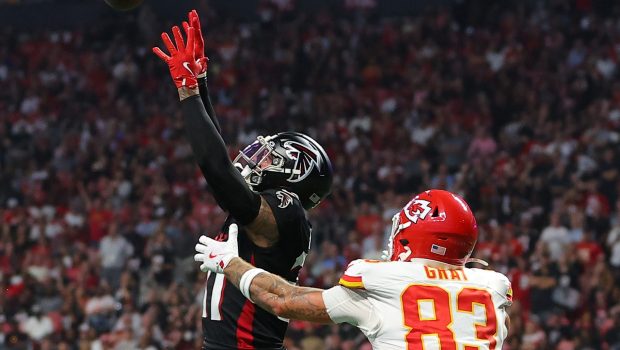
[410,258,462,270]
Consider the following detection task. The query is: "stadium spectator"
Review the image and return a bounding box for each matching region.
[538,212,570,262]
[99,223,134,289]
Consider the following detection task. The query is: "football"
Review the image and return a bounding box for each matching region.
[104,0,144,11]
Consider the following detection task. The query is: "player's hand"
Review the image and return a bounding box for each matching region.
[182,9,208,78]
[152,26,200,89]
[194,224,240,273]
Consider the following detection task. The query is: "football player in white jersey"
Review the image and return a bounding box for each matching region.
[194,189,513,350]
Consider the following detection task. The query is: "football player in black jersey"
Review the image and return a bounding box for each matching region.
[152,11,333,350]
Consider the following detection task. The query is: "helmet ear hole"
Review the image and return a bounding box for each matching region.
[400,239,409,245]
[431,207,440,217]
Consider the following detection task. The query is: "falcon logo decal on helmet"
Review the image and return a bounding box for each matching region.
[233,131,333,209]
[283,140,322,183]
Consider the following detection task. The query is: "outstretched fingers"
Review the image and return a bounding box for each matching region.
[199,235,212,246]
[186,27,195,53]
[172,26,185,52]
[190,10,201,31]
[189,10,205,53]
[161,32,177,55]
[227,224,238,242]
[195,243,208,254]
[152,47,170,62]
[182,21,190,37]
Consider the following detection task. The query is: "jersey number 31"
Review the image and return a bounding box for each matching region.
[401,285,497,350]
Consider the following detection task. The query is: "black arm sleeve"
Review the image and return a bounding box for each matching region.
[197,76,221,134]
[180,95,260,224]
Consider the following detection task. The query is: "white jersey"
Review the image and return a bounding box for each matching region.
[322,258,512,350]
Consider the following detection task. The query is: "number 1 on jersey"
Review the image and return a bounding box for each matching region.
[401,284,497,350]
[203,272,226,321]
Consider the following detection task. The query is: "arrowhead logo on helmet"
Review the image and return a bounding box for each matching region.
[404,199,432,224]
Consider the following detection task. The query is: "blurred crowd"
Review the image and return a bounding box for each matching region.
[1,0,620,349]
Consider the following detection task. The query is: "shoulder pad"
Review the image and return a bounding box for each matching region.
[339,259,368,289]
[338,259,390,290]
[486,270,513,303]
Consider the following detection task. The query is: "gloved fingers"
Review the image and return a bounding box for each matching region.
[227,224,238,242]
[161,32,177,55]
[152,47,170,62]
[199,235,213,246]
[189,10,205,53]
[172,26,185,51]
[190,10,201,31]
[182,21,190,36]
[185,27,195,54]
[195,243,210,254]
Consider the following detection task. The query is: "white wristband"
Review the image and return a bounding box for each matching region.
[239,268,266,303]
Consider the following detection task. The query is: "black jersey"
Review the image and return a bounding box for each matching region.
[201,188,311,350]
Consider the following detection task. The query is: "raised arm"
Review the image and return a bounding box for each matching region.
[183,10,221,134]
[180,92,279,245]
[180,92,259,221]
[153,19,280,245]
[197,76,221,133]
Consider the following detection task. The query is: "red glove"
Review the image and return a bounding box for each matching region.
[182,9,208,77]
[152,26,200,89]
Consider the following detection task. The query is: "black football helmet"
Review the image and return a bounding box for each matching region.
[233,132,333,209]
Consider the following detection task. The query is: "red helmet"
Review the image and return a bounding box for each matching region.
[388,189,478,265]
